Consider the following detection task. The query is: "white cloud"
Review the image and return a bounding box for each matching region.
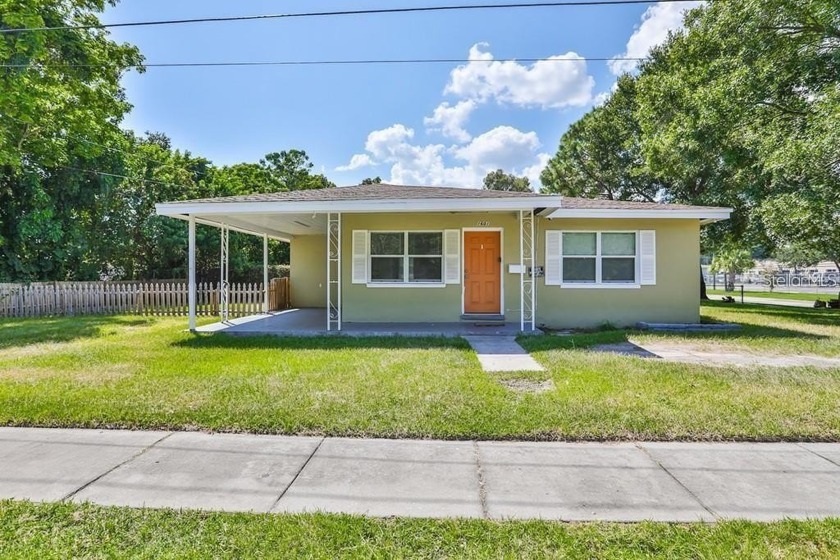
[609,2,704,75]
[423,100,476,143]
[592,91,611,107]
[363,123,416,159]
[522,153,551,188]
[355,123,548,189]
[335,153,375,171]
[452,126,541,171]
[444,43,594,109]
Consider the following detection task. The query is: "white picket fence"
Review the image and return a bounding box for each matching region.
[0,279,291,319]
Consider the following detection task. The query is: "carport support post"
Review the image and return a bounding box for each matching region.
[263,234,269,313]
[519,209,535,332]
[188,214,196,331]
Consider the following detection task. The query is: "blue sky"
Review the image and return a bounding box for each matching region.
[104,0,699,188]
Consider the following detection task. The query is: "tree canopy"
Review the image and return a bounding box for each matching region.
[483,169,532,192]
[0,1,334,282]
[541,0,839,261]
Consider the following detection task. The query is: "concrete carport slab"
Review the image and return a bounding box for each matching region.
[476,441,714,522]
[72,432,322,512]
[0,427,168,502]
[273,438,484,518]
[640,442,840,521]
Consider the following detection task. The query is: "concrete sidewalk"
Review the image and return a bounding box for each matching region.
[2,427,840,522]
[741,296,816,308]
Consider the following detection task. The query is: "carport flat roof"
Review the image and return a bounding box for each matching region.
[155,184,731,240]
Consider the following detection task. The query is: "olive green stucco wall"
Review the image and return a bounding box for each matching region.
[288,213,701,327]
[289,234,327,308]
[341,213,522,322]
[537,218,701,328]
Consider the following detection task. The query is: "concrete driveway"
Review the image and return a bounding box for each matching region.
[3,428,840,521]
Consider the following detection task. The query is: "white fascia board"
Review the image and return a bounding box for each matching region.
[165,213,293,242]
[546,208,732,221]
[155,196,563,217]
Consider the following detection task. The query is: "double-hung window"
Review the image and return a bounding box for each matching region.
[562,232,637,284]
[369,232,443,284]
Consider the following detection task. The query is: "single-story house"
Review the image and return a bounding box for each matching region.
[155,184,731,332]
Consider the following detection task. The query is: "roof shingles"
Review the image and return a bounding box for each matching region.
[164,183,728,212]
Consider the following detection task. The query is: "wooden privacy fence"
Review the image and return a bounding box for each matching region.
[269,277,291,312]
[0,278,292,319]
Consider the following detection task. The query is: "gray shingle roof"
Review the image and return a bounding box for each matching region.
[170,183,543,204]
[164,183,728,211]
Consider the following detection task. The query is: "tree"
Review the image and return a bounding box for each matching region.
[760,191,840,274]
[540,0,838,279]
[483,169,532,192]
[541,75,663,202]
[773,244,825,272]
[361,176,382,185]
[710,246,755,292]
[0,0,144,281]
[634,0,839,251]
[262,150,335,191]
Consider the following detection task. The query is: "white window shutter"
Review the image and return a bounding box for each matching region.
[639,230,656,285]
[352,230,368,284]
[444,229,461,284]
[545,231,562,285]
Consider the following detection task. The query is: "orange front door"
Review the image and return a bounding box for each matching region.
[464,231,501,314]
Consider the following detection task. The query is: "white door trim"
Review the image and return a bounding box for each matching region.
[461,227,504,315]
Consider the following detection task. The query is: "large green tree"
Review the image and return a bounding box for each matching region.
[0,2,336,282]
[541,75,663,202]
[542,0,838,262]
[0,0,143,281]
[635,0,839,250]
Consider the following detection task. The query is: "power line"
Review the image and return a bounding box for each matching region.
[0,56,645,70]
[0,0,703,33]
[1,114,175,170]
[3,114,211,190]
[49,164,191,191]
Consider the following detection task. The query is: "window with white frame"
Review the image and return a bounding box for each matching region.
[561,232,637,284]
[369,231,443,283]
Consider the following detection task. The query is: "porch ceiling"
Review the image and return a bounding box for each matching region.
[169,212,328,241]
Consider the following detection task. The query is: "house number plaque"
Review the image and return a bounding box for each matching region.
[476,220,491,227]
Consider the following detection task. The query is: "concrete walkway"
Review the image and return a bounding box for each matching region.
[464,336,544,372]
[593,341,840,368]
[741,296,816,308]
[3,427,840,521]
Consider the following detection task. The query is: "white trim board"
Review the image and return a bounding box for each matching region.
[546,208,732,221]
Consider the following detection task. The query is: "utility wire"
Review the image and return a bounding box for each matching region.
[0,0,703,33]
[52,164,191,191]
[3,114,210,190]
[0,56,645,69]
[1,114,177,171]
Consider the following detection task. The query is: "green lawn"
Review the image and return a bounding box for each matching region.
[708,289,840,302]
[2,501,839,559]
[0,303,838,440]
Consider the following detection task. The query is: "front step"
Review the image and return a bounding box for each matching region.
[461,313,505,325]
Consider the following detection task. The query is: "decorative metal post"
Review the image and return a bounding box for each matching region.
[326,213,342,331]
[188,215,197,331]
[263,234,269,313]
[520,209,535,331]
[220,225,230,322]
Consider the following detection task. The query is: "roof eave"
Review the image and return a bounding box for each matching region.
[546,208,732,221]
